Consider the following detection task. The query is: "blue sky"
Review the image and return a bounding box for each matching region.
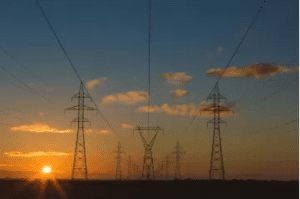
[0,0,298,178]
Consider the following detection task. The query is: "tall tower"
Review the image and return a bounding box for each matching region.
[133,162,136,179]
[127,155,132,179]
[114,141,123,180]
[133,126,163,180]
[65,83,96,180]
[165,154,169,179]
[205,83,230,180]
[173,141,185,179]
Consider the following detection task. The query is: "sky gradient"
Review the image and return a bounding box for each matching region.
[0,0,298,180]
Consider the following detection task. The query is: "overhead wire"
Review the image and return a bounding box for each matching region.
[0,109,32,125]
[260,75,299,102]
[36,0,118,141]
[0,45,37,77]
[179,5,263,135]
[147,0,152,130]
[0,64,50,101]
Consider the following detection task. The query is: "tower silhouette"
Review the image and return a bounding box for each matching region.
[65,83,96,180]
[113,141,123,180]
[127,155,132,179]
[133,126,163,180]
[165,154,169,179]
[205,83,231,180]
[173,140,185,179]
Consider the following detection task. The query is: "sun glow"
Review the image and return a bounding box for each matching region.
[42,166,51,174]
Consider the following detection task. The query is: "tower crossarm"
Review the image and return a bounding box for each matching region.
[64,105,97,112]
[70,117,91,126]
[71,92,92,101]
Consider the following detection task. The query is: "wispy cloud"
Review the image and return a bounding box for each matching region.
[4,151,72,157]
[11,124,74,133]
[160,73,193,86]
[38,112,45,117]
[138,106,161,113]
[138,102,233,117]
[86,77,107,89]
[85,129,108,133]
[102,91,148,105]
[170,89,190,97]
[0,164,14,167]
[46,87,54,92]
[121,123,134,129]
[207,63,298,80]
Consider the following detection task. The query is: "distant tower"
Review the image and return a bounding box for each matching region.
[133,162,136,178]
[165,154,169,179]
[65,83,96,180]
[114,141,123,180]
[160,162,164,175]
[127,155,132,179]
[173,140,185,179]
[133,126,164,180]
[205,83,231,180]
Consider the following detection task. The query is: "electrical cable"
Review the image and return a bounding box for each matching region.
[36,0,118,140]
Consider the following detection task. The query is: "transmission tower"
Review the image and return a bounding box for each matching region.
[133,162,136,178]
[127,155,132,179]
[205,83,231,180]
[173,140,185,179]
[113,141,123,180]
[133,126,163,180]
[165,154,169,179]
[65,83,96,180]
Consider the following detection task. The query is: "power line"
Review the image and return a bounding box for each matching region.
[0,109,32,125]
[179,4,263,135]
[36,0,118,140]
[0,64,50,101]
[261,75,298,102]
[0,45,37,77]
[147,0,152,129]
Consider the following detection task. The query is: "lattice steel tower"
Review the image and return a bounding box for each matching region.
[165,154,169,179]
[133,126,163,180]
[173,141,185,179]
[127,155,132,179]
[65,83,96,180]
[114,141,123,180]
[205,83,230,180]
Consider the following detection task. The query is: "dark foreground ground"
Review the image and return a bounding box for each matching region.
[0,178,298,199]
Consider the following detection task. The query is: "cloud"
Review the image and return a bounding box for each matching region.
[102,95,117,104]
[11,124,74,133]
[217,46,224,53]
[138,102,233,117]
[226,101,237,108]
[38,112,45,117]
[102,91,148,105]
[121,123,134,129]
[170,89,190,97]
[138,106,161,113]
[4,151,72,157]
[0,164,13,167]
[207,63,298,80]
[85,129,108,133]
[46,87,54,92]
[160,73,193,85]
[86,77,107,89]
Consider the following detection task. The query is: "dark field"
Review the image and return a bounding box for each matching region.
[0,178,298,199]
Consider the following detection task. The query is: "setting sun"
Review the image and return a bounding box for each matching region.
[42,166,51,174]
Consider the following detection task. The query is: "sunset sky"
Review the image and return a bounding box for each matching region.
[0,0,298,179]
